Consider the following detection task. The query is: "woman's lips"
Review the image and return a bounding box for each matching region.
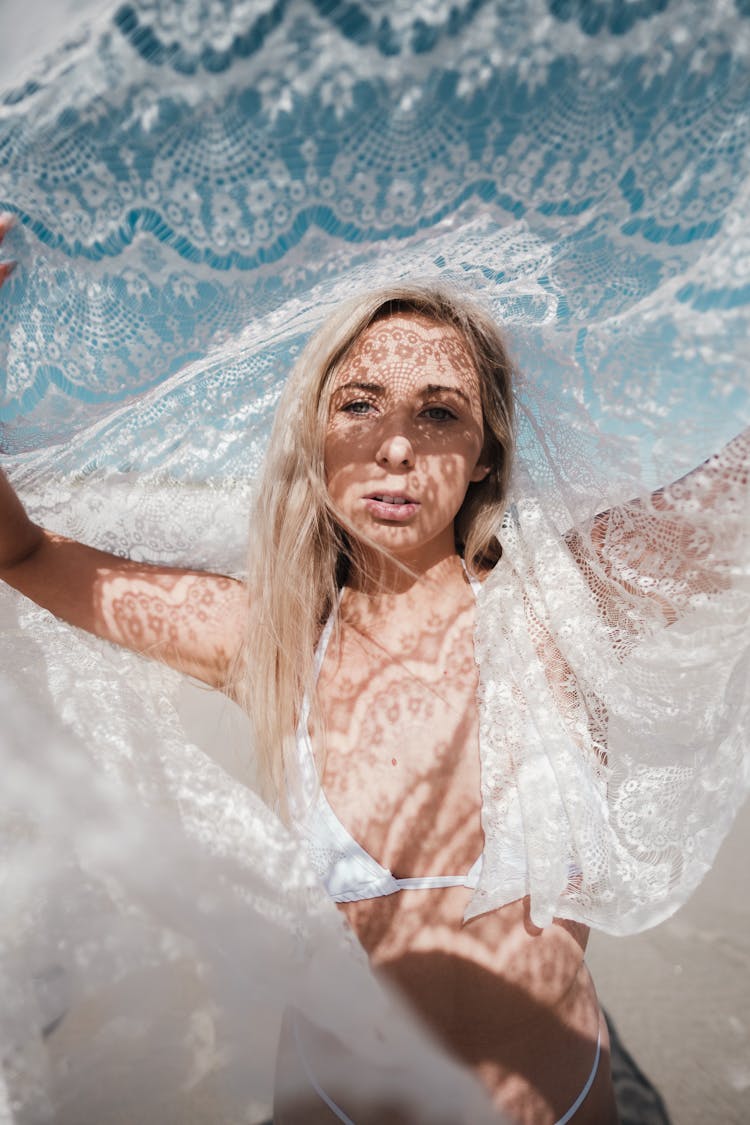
[363,493,420,521]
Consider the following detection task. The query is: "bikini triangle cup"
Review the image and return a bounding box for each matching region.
[2,5,750,1120]
[288,561,530,904]
[286,562,601,1124]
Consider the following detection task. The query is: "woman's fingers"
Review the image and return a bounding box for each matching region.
[0,213,16,285]
[0,212,15,241]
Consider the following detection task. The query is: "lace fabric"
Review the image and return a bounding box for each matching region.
[474,431,750,929]
[0,1,749,1120]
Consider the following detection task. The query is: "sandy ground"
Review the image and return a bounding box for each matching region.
[588,801,750,1125]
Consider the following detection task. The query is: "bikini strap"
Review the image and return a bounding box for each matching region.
[300,590,344,728]
[460,556,482,598]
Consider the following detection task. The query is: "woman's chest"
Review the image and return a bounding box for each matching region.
[310,604,484,877]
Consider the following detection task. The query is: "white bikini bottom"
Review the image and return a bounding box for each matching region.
[289,1009,602,1125]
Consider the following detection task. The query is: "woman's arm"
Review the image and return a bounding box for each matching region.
[0,469,248,689]
[568,428,749,630]
[0,212,14,284]
[0,226,247,690]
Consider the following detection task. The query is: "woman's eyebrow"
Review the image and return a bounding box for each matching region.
[333,380,471,402]
[335,380,383,395]
[421,383,472,404]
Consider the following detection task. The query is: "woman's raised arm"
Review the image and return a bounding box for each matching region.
[0,468,248,690]
[0,220,247,691]
[568,428,749,632]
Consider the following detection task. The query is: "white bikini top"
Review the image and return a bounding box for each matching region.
[288,565,529,904]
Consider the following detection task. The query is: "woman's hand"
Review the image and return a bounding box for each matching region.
[0,212,16,284]
[0,213,36,567]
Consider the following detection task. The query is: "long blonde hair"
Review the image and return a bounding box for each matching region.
[232,283,517,807]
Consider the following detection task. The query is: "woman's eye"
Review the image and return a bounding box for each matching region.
[342,400,373,415]
[421,406,457,422]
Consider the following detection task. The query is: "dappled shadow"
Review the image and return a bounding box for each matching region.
[295,550,617,1123]
[324,315,493,579]
[274,946,616,1124]
[0,531,246,689]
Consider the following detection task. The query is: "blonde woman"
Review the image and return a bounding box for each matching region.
[0,248,619,1120]
[3,218,746,1123]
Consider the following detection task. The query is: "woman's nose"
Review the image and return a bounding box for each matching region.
[376,429,415,469]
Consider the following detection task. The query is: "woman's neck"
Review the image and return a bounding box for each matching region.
[348,527,462,593]
[342,549,472,636]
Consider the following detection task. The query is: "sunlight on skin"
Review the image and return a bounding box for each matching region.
[0,526,247,689]
[0,243,617,1120]
[97,564,246,684]
[307,585,607,1121]
[0,212,15,283]
[324,314,490,592]
[566,431,750,643]
[0,216,233,690]
[313,596,482,880]
[273,315,617,1123]
[1,197,745,1124]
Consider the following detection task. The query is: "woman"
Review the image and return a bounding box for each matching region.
[0,208,619,1120]
[4,214,749,1121]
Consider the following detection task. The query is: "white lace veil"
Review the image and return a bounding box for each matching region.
[1,1,749,1120]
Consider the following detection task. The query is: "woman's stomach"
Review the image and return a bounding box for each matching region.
[275,886,616,1123]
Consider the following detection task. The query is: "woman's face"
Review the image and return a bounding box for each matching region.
[324,313,488,566]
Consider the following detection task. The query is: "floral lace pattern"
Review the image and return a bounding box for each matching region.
[0,1,749,1120]
[0,0,748,451]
